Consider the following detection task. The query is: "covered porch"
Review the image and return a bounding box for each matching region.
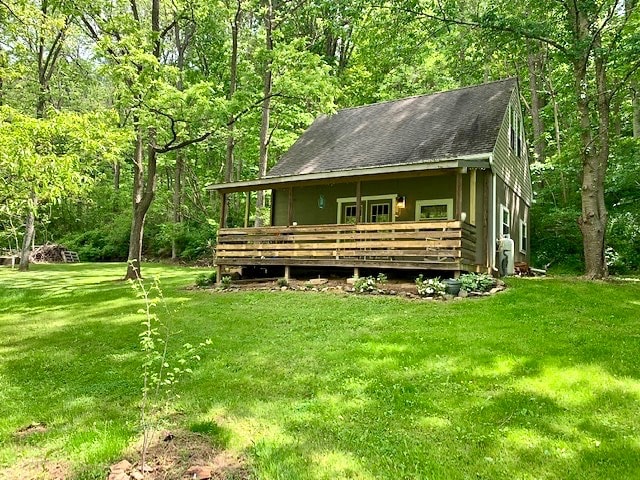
[209,161,490,280]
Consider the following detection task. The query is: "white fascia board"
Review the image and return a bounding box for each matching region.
[206,153,492,193]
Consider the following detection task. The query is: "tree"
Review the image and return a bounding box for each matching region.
[0,106,125,270]
[395,0,640,278]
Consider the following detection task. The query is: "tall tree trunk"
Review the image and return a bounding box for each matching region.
[125,126,158,280]
[255,0,273,227]
[225,0,241,184]
[18,192,38,272]
[171,19,188,260]
[114,162,121,191]
[571,5,608,279]
[632,79,640,138]
[526,39,546,163]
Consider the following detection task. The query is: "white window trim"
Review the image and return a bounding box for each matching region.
[500,204,511,238]
[415,199,454,221]
[519,219,528,254]
[337,194,397,223]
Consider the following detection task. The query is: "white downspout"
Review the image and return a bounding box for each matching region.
[490,154,497,272]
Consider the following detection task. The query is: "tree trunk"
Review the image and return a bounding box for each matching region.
[125,127,158,280]
[255,0,273,227]
[171,154,183,260]
[571,5,608,279]
[632,79,640,138]
[114,162,121,191]
[526,39,546,163]
[18,192,38,272]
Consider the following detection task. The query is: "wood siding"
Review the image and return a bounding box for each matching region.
[492,88,533,205]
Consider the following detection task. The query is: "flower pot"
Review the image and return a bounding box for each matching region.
[444,278,461,296]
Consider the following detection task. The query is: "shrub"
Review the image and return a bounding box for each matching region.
[353,273,387,293]
[276,278,289,287]
[195,271,217,288]
[459,273,496,293]
[415,275,446,297]
[220,275,232,289]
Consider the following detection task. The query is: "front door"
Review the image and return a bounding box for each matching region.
[369,201,392,223]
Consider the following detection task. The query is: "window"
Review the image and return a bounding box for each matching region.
[509,105,516,150]
[344,205,357,224]
[370,203,390,223]
[415,199,453,221]
[500,205,511,238]
[519,219,528,254]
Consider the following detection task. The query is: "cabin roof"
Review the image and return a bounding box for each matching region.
[266,78,517,178]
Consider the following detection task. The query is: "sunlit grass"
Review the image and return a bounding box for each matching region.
[1,264,640,478]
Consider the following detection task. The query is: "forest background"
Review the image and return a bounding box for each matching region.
[1,0,639,278]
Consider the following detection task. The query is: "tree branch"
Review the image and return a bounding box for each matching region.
[376,4,568,52]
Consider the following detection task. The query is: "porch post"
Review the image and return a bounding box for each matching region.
[355,181,362,223]
[287,187,293,226]
[220,192,228,228]
[455,171,463,220]
[244,191,251,228]
[217,192,227,286]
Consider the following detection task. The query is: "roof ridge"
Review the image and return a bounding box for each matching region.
[337,77,517,113]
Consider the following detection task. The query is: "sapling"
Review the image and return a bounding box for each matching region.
[129,265,211,475]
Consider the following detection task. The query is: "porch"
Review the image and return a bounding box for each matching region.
[215,220,479,276]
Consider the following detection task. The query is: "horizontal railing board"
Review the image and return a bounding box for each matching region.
[215,220,478,272]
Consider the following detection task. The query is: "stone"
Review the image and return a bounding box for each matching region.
[346,277,357,285]
[108,472,129,480]
[309,278,328,285]
[280,286,288,291]
[458,290,469,298]
[110,460,132,473]
[186,466,213,480]
[130,470,144,480]
[489,287,500,294]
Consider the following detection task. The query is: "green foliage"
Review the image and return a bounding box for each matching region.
[220,275,232,289]
[415,275,446,297]
[195,271,217,288]
[353,273,387,293]
[459,273,496,293]
[276,277,289,287]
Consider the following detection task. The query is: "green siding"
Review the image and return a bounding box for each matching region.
[492,88,533,205]
[274,175,461,226]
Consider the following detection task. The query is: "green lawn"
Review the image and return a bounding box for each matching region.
[1,263,640,479]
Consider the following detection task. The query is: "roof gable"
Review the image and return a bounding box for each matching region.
[267,78,517,178]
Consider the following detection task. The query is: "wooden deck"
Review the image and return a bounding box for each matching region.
[215,220,478,271]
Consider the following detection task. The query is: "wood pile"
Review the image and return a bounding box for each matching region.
[30,244,79,263]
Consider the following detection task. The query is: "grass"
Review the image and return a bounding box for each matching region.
[1,263,640,479]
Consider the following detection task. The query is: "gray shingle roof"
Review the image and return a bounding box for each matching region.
[267,78,516,178]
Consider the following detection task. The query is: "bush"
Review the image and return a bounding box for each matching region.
[195,271,217,288]
[459,273,495,293]
[276,278,289,287]
[415,275,446,297]
[353,273,387,293]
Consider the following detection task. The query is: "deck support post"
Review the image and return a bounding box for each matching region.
[216,265,222,285]
[455,170,463,221]
[284,265,290,281]
[355,181,362,223]
[353,267,360,279]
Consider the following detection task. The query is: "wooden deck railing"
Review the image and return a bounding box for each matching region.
[216,221,477,271]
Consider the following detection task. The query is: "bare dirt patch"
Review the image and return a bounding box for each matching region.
[108,430,249,480]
